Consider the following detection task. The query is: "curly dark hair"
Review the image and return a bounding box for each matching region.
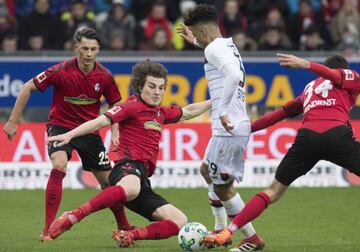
[130,60,168,93]
[324,55,349,69]
[184,4,218,26]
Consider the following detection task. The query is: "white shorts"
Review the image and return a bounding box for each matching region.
[203,136,249,185]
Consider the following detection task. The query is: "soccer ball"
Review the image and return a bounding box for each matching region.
[178,222,208,251]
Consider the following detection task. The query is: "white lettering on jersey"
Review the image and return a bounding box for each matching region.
[304,98,336,113]
[303,80,333,107]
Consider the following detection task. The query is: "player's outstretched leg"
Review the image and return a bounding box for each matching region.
[50,185,127,239]
[113,220,180,247]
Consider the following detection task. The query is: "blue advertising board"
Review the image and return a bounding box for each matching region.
[1,57,360,107]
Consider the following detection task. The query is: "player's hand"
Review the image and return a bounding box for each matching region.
[3,120,17,141]
[277,53,310,69]
[176,24,196,45]
[47,133,71,147]
[220,115,234,134]
[111,131,119,152]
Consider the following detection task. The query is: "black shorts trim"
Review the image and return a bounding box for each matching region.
[275,125,360,185]
[47,125,111,171]
[109,159,169,221]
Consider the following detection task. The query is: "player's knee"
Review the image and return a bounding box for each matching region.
[213,184,235,201]
[50,152,68,171]
[116,174,141,201]
[51,159,67,172]
[123,187,139,201]
[264,188,283,203]
[172,212,188,229]
[265,180,288,203]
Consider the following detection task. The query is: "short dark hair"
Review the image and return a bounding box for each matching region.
[73,27,101,45]
[324,55,349,69]
[184,4,218,26]
[130,60,168,93]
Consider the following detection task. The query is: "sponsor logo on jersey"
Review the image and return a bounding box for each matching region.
[107,105,121,115]
[94,83,100,92]
[304,98,336,114]
[144,120,162,132]
[36,71,47,83]
[64,94,97,105]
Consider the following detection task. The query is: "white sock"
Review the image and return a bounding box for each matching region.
[222,193,256,238]
[208,184,227,231]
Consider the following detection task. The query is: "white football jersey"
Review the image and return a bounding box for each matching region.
[204,37,250,136]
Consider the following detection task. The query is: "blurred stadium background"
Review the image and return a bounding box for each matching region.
[0,0,359,251]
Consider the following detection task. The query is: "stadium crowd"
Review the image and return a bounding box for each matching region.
[0,0,359,54]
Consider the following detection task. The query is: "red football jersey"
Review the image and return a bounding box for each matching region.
[104,95,183,177]
[283,65,360,132]
[33,58,121,129]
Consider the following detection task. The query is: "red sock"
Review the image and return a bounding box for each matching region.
[44,168,66,231]
[130,220,179,240]
[109,202,132,230]
[72,186,127,221]
[229,192,271,232]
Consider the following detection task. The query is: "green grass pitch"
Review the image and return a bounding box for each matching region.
[0,187,359,252]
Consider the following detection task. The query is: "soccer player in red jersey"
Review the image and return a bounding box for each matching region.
[2,28,130,241]
[46,60,212,247]
[203,53,360,250]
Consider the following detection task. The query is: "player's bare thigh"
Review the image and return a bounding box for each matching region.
[116,174,141,201]
[50,151,68,172]
[200,162,212,184]
[151,204,188,228]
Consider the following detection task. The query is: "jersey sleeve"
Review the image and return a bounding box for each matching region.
[32,63,61,92]
[309,62,342,84]
[103,75,122,105]
[204,43,234,70]
[163,106,183,124]
[251,97,303,133]
[104,104,132,124]
[282,96,303,117]
[338,69,360,93]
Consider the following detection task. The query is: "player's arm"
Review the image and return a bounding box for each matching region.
[251,97,303,133]
[277,53,342,84]
[103,74,122,150]
[218,63,244,131]
[47,115,111,146]
[108,102,120,150]
[3,79,38,140]
[179,100,211,121]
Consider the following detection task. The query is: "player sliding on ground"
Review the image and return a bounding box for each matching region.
[47,60,211,247]
[203,53,360,249]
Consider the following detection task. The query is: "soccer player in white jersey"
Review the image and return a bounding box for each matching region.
[178,4,265,251]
